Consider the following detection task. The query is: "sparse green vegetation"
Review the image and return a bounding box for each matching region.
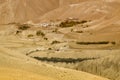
[90,33,93,35]
[71,29,73,32]
[44,37,48,40]
[18,24,30,30]
[52,28,58,33]
[33,57,97,63]
[83,25,89,28]
[27,34,34,38]
[76,41,109,45]
[48,48,52,50]
[51,40,60,45]
[59,20,88,28]
[80,20,88,24]
[8,22,20,25]
[111,42,116,45]
[36,30,45,37]
[76,41,116,45]
[16,30,22,34]
[76,31,83,33]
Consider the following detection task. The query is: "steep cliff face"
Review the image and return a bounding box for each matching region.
[0,0,59,24]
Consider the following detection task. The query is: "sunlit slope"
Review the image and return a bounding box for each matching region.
[0,68,55,80]
[38,1,120,42]
[0,46,109,80]
[1,0,120,24]
[39,1,120,22]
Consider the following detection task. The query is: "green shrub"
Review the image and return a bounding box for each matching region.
[16,30,22,34]
[51,40,60,45]
[33,57,97,63]
[111,42,116,45]
[76,31,83,33]
[52,28,58,33]
[44,37,48,40]
[48,48,52,50]
[83,25,89,28]
[28,34,34,38]
[71,29,73,32]
[76,41,109,45]
[59,20,79,27]
[36,30,45,37]
[59,20,88,28]
[80,20,88,24]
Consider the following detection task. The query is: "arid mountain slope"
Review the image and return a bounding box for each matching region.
[59,0,97,6]
[59,0,120,6]
[39,1,120,22]
[37,0,120,42]
[0,0,120,24]
[0,0,59,24]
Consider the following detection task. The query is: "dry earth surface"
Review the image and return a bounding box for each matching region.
[0,0,120,80]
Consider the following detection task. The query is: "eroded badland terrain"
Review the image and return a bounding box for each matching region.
[0,0,120,80]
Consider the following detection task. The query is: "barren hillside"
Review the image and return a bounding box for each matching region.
[39,0,120,22]
[0,0,120,80]
[1,0,120,24]
[0,0,59,24]
[37,0,120,41]
[0,45,109,80]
